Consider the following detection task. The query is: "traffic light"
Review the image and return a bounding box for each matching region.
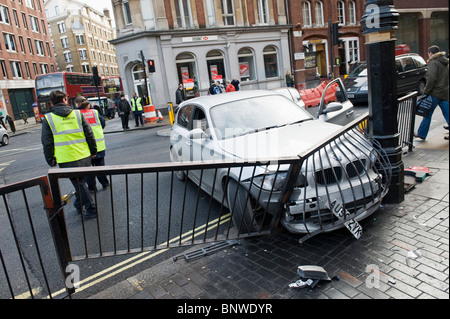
[332,22,343,46]
[148,59,155,73]
[92,66,101,86]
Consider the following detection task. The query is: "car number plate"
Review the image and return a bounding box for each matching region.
[325,197,362,239]
[347,94,354,98]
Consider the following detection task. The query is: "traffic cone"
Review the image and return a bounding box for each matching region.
[157,110,164,122]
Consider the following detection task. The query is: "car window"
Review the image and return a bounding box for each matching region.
[402,57,416,71]
[411,55,427,68]
[348,63,367,77]
[177,104,194,129]
[192,107,210,134]
[210,95,313,140]
[395,59,403,73]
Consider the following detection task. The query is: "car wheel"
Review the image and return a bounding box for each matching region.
[417,80,426,95]
[1,134,9,146]
[170,147,185,181]
[226,179,258,233]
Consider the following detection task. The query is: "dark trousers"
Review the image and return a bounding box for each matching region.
[121,114,129,129]
[134,112,144,127]
[86,156,109,190]
[60,157,96,214]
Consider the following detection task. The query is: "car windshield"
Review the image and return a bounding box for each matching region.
[348,63,367,77]
[210,95,313,139]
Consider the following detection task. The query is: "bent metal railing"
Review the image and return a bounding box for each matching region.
[1,113,392,298]
[397,91,418,152]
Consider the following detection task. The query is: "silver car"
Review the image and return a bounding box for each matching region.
[1,126,9,146]
[169,89,389,235]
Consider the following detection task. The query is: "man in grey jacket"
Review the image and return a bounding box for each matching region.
[41,90,98,218]
[415,45,449,140]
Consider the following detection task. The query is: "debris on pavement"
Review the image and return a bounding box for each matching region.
[406,249,422,266]
[289,265,332,289]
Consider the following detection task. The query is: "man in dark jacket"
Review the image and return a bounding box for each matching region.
[415,45,449,140]
[41,90,98,218]
[117,93,131,130]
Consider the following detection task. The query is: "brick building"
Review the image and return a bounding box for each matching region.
[44,0,120,77]
[0,0,57,121]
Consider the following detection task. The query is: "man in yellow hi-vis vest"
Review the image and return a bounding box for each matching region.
[41,90,98,218]
[131,92,144,127]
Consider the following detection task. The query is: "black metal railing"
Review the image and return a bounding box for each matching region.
[1,113,393,298]
[397,91,418,152]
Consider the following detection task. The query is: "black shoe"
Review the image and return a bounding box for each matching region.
[414,133,425,140]
[444,125,449,130]
[103,184,110,190]
[83,211,97,219]
[88,187,98,192]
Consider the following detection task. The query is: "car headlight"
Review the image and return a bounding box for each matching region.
[253,173,287,191]
[359,85,368,92]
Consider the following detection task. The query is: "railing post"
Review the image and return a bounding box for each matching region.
[361,0,404,204]
[44,174,75,296]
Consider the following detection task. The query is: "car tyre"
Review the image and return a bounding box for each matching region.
[170,147,185,181]
[226,179,258,233]
[1,134,9,146]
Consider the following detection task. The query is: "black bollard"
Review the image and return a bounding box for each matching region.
[361,0,404,204]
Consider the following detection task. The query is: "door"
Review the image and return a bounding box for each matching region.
[9,89,35,118]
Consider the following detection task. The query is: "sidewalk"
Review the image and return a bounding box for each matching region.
[89,130,449,300]
[7,115,170,136]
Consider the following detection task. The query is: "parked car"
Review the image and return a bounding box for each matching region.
[1,126,9,146]
[343,53,427,105]
[169,84,389,235]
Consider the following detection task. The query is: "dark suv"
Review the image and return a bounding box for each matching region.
[343,53,427,105]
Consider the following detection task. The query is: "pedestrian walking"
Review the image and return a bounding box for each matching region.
[285,71,294,87]
[208,81,216,95]
[131,92,144,127]
[21,111,28,124]
[78,98,110,192]
[106,98,116,119]
[225,80,236,93]
[415,45,449,140]
[117,93,131,130]
[231,77,240,91]
[41,90,97,218]
[0,114,6,130]
[175,83,185,106]
[213,81,223,94]
[5,114,15,133]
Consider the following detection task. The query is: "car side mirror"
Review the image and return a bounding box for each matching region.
[322,102,343,114]
[188,128,209,140]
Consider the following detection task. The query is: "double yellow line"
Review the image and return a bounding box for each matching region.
[44,213,231,299]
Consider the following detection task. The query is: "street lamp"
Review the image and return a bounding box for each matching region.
[361,0,404,204]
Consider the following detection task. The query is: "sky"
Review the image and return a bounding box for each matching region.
[88,0,113,14]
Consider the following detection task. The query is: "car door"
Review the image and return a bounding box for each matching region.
[397,57,417,95]
[317,78,355,126]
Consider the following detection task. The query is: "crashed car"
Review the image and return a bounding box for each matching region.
[169,80,390,236]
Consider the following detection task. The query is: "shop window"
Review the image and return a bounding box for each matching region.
[263,45,279,78]
[207,50,226,84]
[176,52,198,99]
[238,47,256,81]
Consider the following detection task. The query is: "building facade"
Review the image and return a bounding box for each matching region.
[0,0,57,120]
[393,0,448,58]
[44,0,120,77]
[110,0,292,108]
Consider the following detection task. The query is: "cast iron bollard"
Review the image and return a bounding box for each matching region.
[361,0,404,204]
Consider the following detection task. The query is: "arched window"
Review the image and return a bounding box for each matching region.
[206,50,226,84]
[315,1,324,26]
[348,1,356,25]
[263,45,279,78]
[238,47,256,81]
[176,52,198,98]
[302,1,312,27]
[132,63,148,98]
[337,1,345,25]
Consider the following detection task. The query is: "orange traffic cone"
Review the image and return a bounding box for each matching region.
[157,110,164,122]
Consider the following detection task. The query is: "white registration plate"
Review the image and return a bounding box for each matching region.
[347,94,355,98]
[326,197,362,239]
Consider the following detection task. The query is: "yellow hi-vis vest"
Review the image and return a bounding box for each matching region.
[80,109,106,152]
[131,97,143,112]
[45,110,91,163]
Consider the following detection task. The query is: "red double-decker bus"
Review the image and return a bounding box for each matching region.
[35,72,105,117]
[102,76,123,102]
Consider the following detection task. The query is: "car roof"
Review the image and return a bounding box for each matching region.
[178,90,279,110]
